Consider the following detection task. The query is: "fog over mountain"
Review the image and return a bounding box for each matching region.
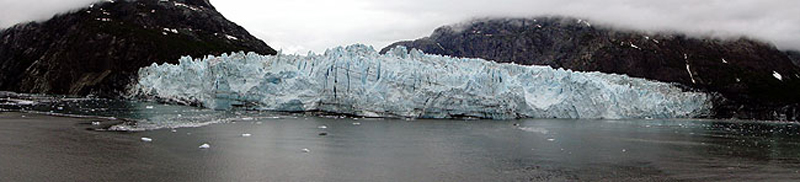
[2,0,800,53]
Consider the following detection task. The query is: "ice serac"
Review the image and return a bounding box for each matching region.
[129,45,712,119]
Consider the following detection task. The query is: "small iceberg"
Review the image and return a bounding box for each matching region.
[301,148,310,153]
[199,143,211,149]
[241,133,252,137]
[141,137,153,142]
[318,125,328,129]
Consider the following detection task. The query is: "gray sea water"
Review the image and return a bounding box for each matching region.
[2,94,800,181]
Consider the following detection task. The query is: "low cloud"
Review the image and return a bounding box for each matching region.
[3,0,799,53]
[0,0,99,28]
[214,0,800,53]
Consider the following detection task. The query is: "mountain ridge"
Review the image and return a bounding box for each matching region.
[383,17,800,121]
[0,0,276,96]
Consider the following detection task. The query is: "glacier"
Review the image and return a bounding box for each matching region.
[127,44,712,119]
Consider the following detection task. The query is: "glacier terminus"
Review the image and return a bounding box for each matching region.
[128,44,712,119]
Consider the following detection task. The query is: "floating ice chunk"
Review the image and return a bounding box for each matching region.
[145,106,154,109]
[318,125,327,129]
[241,117,254,121]
[722,58,728,64]
[361,111,380,118]
[241,133,252,137]
[171,129,177,133]
[352,122,361,126]
[547,138,556,142]
[225,35,238,40]
[301,148,310,153]
[141,137,153,142]
[92,121,101,125]
[57,107,64,110]
[519,127,549,134]
[199,143,210,149]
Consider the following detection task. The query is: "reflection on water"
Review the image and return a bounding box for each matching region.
[122,117,800,181]
[1,94,294,130]
[2,94,800,180]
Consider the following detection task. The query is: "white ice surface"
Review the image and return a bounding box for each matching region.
[128,44,711,119]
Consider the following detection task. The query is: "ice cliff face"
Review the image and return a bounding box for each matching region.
[128,44,711,119]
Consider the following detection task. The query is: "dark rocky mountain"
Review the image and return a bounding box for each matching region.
[0,0,276,97]
[788,50,800,67]
[383,17,800,121]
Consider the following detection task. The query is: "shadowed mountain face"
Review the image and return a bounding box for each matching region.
[0,0,276,96]
[788,51,800,67]
[383,17,800,121]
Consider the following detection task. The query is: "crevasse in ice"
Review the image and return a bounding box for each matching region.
[128,44,711,119]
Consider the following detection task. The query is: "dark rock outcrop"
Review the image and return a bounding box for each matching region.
[788,50,800,67]
[383,17,800,121]
[0,0,276,97]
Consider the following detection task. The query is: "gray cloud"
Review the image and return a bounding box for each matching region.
[0,0,99,28]
[213,0,800,53]
[2,0,799,53]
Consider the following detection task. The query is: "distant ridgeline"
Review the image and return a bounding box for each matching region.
[382,17,800,121]
[0,0,276,96]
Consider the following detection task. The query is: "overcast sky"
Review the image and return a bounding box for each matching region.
[1,0,799,53]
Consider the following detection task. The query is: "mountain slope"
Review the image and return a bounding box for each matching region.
[0,0,276,96]
[383,17,800,120]
[788,50,800,67]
